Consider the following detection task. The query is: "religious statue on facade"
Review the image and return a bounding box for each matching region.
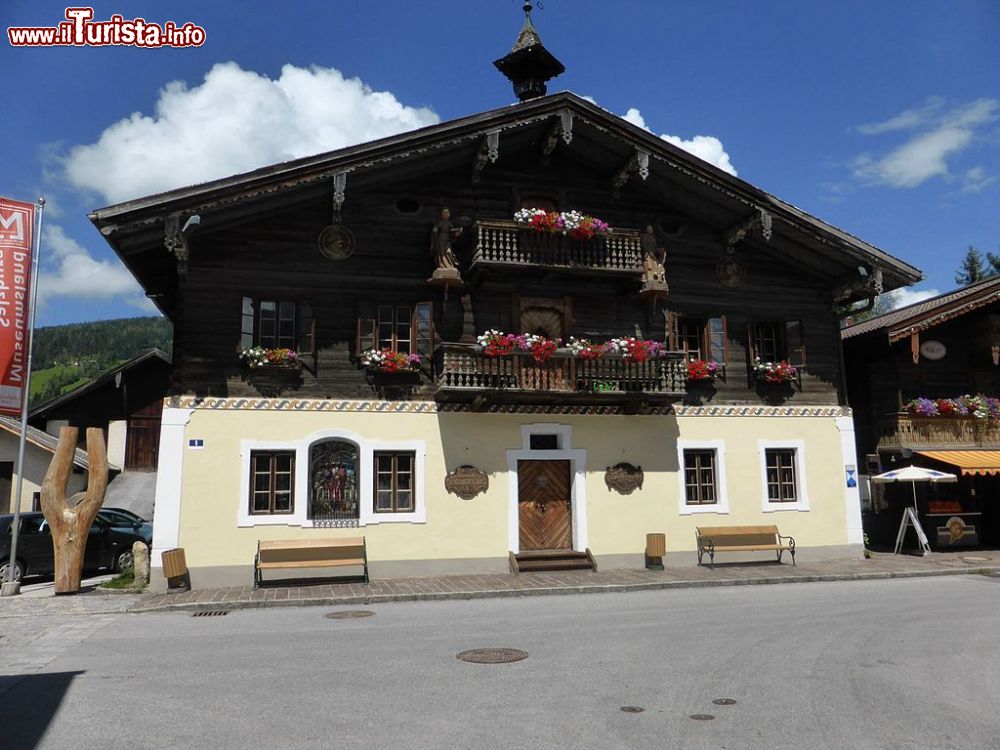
[428,207,464,291]
[639,224,668,298]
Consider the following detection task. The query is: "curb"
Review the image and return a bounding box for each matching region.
[131,564,1000,615]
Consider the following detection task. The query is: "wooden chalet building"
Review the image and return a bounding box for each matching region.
[90,9,919,588]
[843,277,1000,550]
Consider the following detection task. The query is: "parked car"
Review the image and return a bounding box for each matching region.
[0,511,146,582]
[97,507,153,546]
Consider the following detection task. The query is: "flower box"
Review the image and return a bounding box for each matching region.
[753,360,797,384]
[239,346,302,370]
[513,208,610,241]
[686,359,720,382]
[369,370,421,387]
[361,348,422,374]
[905,395,1000,419]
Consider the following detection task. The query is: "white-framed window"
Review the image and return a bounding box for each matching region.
[676,439,729,515]
[757,439,810,512]
[238,430,426,527]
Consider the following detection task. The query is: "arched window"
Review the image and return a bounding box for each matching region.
[309,440,359,526]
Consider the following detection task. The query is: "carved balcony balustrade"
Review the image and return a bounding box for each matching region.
[471,220,643,276]
[877,413,1000,451]
[434,343,687,406]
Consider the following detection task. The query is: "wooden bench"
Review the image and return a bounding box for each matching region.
[696,525,795,568]
[254,537,369,588]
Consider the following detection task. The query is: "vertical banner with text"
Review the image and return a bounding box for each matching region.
[0,198,35,416]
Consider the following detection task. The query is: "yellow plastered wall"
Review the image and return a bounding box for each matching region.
[174,408,851,568]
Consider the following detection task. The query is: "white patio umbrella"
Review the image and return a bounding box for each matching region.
[871,465,957,509]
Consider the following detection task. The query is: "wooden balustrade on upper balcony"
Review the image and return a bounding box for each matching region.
[471,219,643,276]
[433,343,687,407]
[877,412,1000,450]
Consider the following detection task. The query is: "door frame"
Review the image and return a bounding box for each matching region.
[506,424,588,554]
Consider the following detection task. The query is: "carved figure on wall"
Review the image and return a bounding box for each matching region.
[639,225,668,295]
[429,207,464,293]
[431,207,462,272]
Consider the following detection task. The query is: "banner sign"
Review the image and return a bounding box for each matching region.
[0,198,35,416]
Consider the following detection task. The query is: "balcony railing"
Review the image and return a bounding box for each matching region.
[877,413,1000,450]
[434,343,687,405]
[471,220,643,275]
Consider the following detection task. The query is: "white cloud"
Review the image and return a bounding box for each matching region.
[852,98,998,188]
[962,166,995,194]
[856,96,945,135]
[888,287,941,310]
[621,107,737,176]
[38,224,148,308]
[64,62,440,204]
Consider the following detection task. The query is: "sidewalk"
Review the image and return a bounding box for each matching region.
[133,550,1000,614]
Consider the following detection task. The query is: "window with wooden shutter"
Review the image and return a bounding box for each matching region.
[378,306,412,353]
[706,316,728,364]
[784,320,806,366]
[413,301,434,364]
[749,321,782,363]
[665,310,681,351]
[355,300,376,356]
[241,297,296,349]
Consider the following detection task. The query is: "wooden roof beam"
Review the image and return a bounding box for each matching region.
[471,129,500,183]
[723,208,773,251]
[611,148,650,198]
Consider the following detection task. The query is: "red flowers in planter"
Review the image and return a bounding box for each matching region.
[686,359,720,381]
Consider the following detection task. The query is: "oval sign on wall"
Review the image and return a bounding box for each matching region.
[919,340,947,360]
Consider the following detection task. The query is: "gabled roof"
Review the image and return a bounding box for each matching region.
[90,92,922,312]
[0,417,90,470]
[842,276,1000,342]
[29,348,171,420]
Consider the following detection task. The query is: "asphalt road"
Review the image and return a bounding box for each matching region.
[4,575,1000,750]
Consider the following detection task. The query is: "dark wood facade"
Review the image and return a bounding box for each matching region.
[91,94,919,413]
[843,280,1000,549]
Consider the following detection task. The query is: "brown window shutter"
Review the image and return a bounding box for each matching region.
[298,302,316,355]
[665,310,680,351]
[746,320,758,364]
[356,318,375,357]
[785,320,806,366]
[707,316,728,364]
[413,301,435,364]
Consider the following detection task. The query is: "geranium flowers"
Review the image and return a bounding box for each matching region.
[513,208,610,241]
[362,348,421,373]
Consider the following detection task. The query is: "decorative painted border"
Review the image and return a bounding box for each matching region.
[168,395,850,418]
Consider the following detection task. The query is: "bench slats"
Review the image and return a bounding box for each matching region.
[255,537,369,587]
[695,525,795,568]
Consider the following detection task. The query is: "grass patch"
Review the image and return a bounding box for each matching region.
[100,570,140,590]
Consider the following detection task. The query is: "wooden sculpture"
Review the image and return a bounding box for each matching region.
[39,427,108,594]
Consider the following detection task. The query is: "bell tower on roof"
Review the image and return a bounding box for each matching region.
[493,2,565,102]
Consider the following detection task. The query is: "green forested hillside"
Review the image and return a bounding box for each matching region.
[28,316,173,406]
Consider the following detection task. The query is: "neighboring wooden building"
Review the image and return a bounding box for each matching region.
[89,11,919,588]
[29,349,172,472]
[842,277,1000,549]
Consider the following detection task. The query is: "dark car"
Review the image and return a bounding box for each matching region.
[0,511,145,583]
[97,507,153,546]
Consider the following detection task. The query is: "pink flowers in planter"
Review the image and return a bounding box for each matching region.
[362,348,421,373]
[513,208,610,241]
[476,330,560,362]
[906,395,1000,419]
[686,359,720,381]
[240,347,301,369]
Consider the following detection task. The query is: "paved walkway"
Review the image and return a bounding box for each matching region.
[134,550,1000,613]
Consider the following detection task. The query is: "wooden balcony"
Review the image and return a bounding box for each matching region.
[471,220,643,276]
[434,343,686,407]
[877,413,1000,450]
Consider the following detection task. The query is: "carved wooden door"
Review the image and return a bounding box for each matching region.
[518,460,572,550]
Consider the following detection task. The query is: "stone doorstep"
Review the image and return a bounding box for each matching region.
[132,563,1000,615]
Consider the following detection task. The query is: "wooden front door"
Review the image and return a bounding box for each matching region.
[125,401,162,470]
[518,460,572,550]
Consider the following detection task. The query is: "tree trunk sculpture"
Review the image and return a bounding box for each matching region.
[39,427,108,594]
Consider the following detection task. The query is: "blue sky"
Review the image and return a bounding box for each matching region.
[3,0,999,326]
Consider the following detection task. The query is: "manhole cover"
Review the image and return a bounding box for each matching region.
[620,706,644,713]
[326,610,375,619]
[456,648,528,664]
[690,714,715,721]
[713,698,737,705]
[191,610,229,617]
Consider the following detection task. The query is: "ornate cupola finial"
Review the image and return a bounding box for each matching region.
[493,1,565,102]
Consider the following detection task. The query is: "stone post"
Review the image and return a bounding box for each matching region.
[132,541,150,585]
